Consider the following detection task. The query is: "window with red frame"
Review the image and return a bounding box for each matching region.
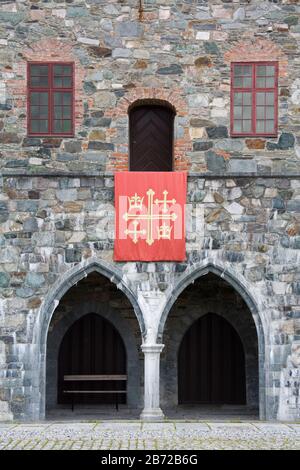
[231,62,278,137]
[28,63,74,136]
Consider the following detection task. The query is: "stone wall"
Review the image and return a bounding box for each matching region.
[0,1,299,174]
[0,0,300,422]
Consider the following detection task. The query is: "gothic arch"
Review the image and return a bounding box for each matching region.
[34,258,145,419]
[157,259,267,419]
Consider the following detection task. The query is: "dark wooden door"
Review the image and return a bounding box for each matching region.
[57,313,126,404]
[129,105,174,171]
[178,313,246,405]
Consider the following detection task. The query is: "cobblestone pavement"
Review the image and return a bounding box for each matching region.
[0,421,299,450]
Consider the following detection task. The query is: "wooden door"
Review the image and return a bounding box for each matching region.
[57,313,126,404]
[129,105,174,171]
[178,313,246,405]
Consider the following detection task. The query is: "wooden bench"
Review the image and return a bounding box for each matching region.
[63,374,127,411]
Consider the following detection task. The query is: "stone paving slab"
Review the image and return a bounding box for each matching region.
[0,421,299,450]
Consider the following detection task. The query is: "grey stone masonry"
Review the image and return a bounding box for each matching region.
[0,1,299,423]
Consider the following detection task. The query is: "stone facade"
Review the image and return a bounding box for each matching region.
[0,0,300,422]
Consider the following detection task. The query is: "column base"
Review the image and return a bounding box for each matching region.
[140,408,165,421]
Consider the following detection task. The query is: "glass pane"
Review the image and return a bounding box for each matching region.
[233,120,242,133]
[54,93,62,105]
[63,65,72,75]
[243,77,252,88]
[234,93,242,105]
[63,77,72,87]
[63,107,71,118]
[266,65,275,76]
[266,92,274,105]
[243,107,252,119]
[234,106,242,118]
[234,65,243,76]
[63,120,71,132]
[31,120,39,133]
[266,107,274,119]
[31,106,39,117]
[243,65,252,76]
[40,106,48,118]
[266,77,275,88]
[256,107,265,119]
[30,93,39,105]
[40,92,48,105]
[257,65,266,76]
[54,65,63,76]
[265,120,275,133]
[243,92,252,105]
[242,120,251,132]
[63,92,71,105]
[30,64,48,76]
[54,107,62,118]
[54,120,63,133]
[54,78,63,88]
[234,77,243,88]
[256,92,265,105]
[256,77,266,88]
[256,120,265,133]
[39,120,48,132]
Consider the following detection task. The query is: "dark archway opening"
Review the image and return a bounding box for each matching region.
[57,313,127,405]
[129,102,175,171]
[178,313,246,405]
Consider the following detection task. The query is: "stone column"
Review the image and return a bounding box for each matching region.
[140,344,164,421]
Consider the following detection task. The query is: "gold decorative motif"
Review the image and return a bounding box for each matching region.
[123,188,177,246]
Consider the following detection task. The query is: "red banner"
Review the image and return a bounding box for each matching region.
[114,172,187,261]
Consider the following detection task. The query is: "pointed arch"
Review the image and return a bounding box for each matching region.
[157,259,267,420]
[33,258,145,419]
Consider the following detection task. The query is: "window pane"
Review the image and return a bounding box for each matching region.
[40,93,48,105]
[54,120,63,133]
[39,120,48,132]
[63,77,72,87]
[257,65,266,76]
[243,107,252,119]
[256,120,265,133]
[256,77,266,88]
[39,106,48,118]
[256,107,265,119]
[243,77,252,88]
[234,77,243,87]
[63,65,72,75]
[256,92,265,105]
[266,77,275,88]
[54,78,63,88]
[63,120,71,132]
[243,92,252,105]
[266,92,274,105]
[234,65,243,76]
[243,65,252,76]
[63,93,72,105]
[31,106,39,117]
[266,65,275,76]
[234,106,242,118]
[233,120,242,133]
[242,120,251,132]
[30,120,39,133]
[63,107,71,118]
[54,65,63,76]
[30,64,48,76]
[54,107,62,118]
[30,93,39,105]
[265,120,275,133]
[266,107,274,119]
[54,93,62,105]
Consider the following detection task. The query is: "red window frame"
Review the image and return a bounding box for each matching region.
[27,62,75,137]
[230,61,278,138]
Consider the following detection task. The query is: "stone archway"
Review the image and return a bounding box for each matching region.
[158,261,267,420]
[33,258,145,420]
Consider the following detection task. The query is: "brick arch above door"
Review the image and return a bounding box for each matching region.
[105,87,192,172]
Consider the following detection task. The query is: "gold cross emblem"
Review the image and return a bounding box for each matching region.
[123,189,177,246]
